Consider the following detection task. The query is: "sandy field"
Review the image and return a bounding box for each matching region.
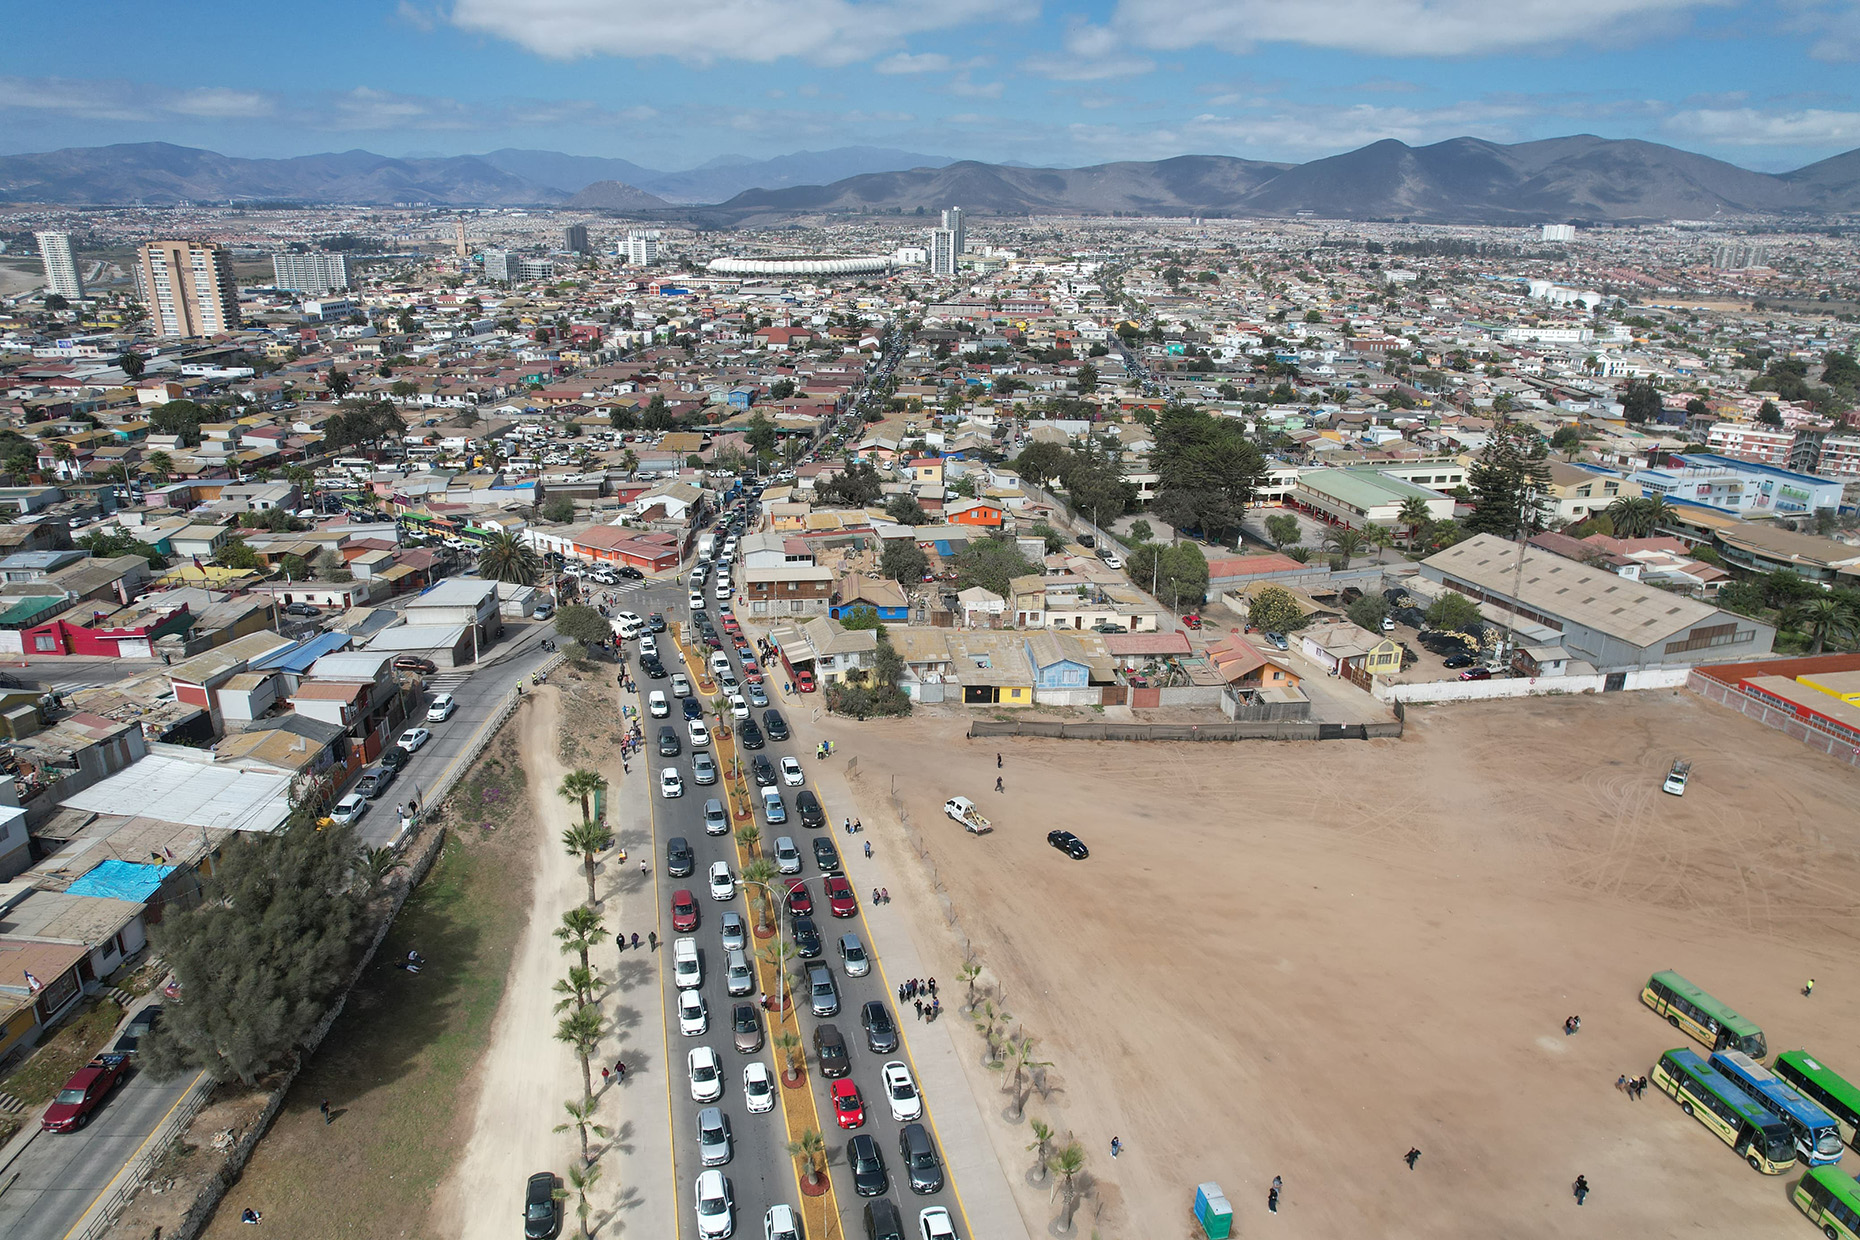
[818,689,1860,1239]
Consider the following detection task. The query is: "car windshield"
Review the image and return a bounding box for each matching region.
[891,1079,912,1097]
[55,1087,87,1105]
[527,1202,553,1219]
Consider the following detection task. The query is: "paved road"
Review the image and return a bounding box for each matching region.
[639,549,972,1240]
[0,1007,199,1240]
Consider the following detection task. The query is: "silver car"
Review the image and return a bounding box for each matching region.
[703,798,729,835]
[697,1106,732,1167]
[838,934,870,978]
[809,964,839,1017]
[774,836,802,875]
[720,910,747,953]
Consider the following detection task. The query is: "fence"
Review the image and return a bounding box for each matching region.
[1373,665,1689,704]
[1688,671,1860,769]
[968,717,1400,741]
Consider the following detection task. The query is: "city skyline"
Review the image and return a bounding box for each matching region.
[6,0,1860,173]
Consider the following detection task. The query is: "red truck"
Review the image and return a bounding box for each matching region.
[42,1052,130,1132]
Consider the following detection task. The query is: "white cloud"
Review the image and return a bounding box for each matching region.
[945,73,1004,98]
[1663,106,1860,145]
[876,52,952,74]
[1075,0,1727,59]
[1021,17,1155,78]
[448,0,1036,65]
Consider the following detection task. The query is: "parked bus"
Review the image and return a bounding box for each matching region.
[1776,1052,1860,1151]
[1712,1049,1845,1165]
[1642,971,1767,1057]
[1651,1048,1798,1174]
[1793,1164,1860,1239]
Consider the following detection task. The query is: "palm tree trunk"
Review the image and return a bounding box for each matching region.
[584,857,598,905]
[577,1117,589,1163]
[579,793,591,824]
[579,1052,593,1107]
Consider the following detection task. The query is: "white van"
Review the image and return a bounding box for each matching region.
[649,691,670,718]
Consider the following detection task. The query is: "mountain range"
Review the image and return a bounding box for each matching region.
[3,136,1859,223]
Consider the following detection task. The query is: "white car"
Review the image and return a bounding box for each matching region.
[1099,553,1123,571]
[695,1169,734,1239]
[708,860,735,901]
[688,719,712,747]
[764,1204,801,1240]
[398,727,432,751]
[661,768,685,798]
[780,756,805,787]
[709,652,732,677]
[689,591,706,610]
[688,1046,723,1102]
[714,581,732,600]
[729,694,749,721]
[649,691,670,717]
[616,610,644,630]
[679,989,708,1036]
[426,693,456,722]
[672,673,694,697]
[882,1060,923,1121]
[329,793,369,828]
[639,635,659,659]
[743,1061,775,1113]
[918,1206,956,1240]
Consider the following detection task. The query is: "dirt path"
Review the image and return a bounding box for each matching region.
[433,690,587,1239]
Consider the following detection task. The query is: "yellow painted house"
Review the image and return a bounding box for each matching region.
[1298,620,1404,677]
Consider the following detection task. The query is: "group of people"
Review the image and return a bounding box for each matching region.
[870,887,891,903]
[1615,1072,1650,1100]
[1562,1014,1582,1035]
[616,930,656,952]
[815,740,835,759]
[600,1060,630,1085]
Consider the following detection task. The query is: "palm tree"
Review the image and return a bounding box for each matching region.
[565,1157,602,1239]
[146,451,175,483]
[555,905,604,975]
[478,530,542,585]
[1788,595,1856,655]
[561,819,614,907]
[1397,497,1432,546]
[1026,1119,1055,1184]
[758,937,799,1009]
[355,845,397,889]
[959,962,983,1014]
[773,1029,804,1082]
[734,823,760,855]
[554,1096,611,1165]
[1605,495,1672,540]
[557,769,607,826]
[973,1000,1009,1066]
[554,1002,603,1104]
[1282,545,1313,563]
[743,859,780,934]
[1003,1032,1053,1122]
[785,1128,827,1190]
[1050,1141,1087,1234]
[1321,526,1368,563]
[553,965,596,1013]
[1364,523,1396,563]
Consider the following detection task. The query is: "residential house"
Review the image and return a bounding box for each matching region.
[1300,620,1404,680]
[829,575,908,624]
[744,565,834,618]
[956,586,1007,629]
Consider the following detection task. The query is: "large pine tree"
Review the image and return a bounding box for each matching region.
[1464,420,1552,538]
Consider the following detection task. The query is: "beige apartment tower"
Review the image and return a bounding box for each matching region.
[135,240,241,337]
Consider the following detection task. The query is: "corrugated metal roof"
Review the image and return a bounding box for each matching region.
[61,754,292,833]
[249,630,353,674]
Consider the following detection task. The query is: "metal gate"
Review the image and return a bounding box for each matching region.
[1603,672,1627,691]
[1100,685,1127,706]
[1129,687,1162,708]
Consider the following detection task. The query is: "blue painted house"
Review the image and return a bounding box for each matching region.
[1023,632,1091,690]
[829,575,909,624]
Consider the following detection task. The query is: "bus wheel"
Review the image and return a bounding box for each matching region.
[1747,1154,1762,1171]
[1681,1102,1695,1117]
[1826,1225,1840,1240]
[1667,1015,1681,1028]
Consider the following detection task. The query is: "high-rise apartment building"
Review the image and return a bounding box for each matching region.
[455,220,468,258]
[928,207,966,275]
[564,224,590,255]
[34,232,83,299]
[482,250,554,283]
[623,231,661,265]
[270,251,355,294]
[942,207,966,255]
[1541,224,1576,243]
[135,240,240,337]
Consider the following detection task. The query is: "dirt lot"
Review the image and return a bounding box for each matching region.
[822,690,1860,1239]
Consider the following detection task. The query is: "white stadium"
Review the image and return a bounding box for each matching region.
[706,254,893,276]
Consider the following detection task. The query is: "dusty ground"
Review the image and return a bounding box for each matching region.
[820,690,1860,1239]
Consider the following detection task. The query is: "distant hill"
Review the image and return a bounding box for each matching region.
[5,136,1860,222]
[563,180,672,211]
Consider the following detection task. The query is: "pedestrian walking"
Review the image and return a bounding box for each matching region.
[615,1060,627,1082]
[1615,1074,1628,1094]
[872,887,881,903]
[631,932,641,949]
[1573,1175,1590,1206]
[928,977,937,996]
[1110,1136,1122,1158]
[320,1099,332,1125]
[914,998,924,1020]
[602,1067,611,1085]
[997,752,1003,768]
[1268,1181,1280,1214]
[640,859,648,876]
[649,931,658,951]
[1637,1075,1649,1097]
[617,932,626,952]
[864,841,872,859]
[1805,978,1816,997]
[898,983,907,1003]
[1404,1147,1421,1170]
[881,887,889,902]
[995,776,1004,793]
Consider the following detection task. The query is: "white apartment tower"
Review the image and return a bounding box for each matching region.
[624,231,661,265]
[271,251,355,294]
[929,206,965,275]
[34,231,83,299]
[1541,224,1576,243]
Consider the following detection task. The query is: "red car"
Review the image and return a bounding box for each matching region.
[744,666,764,685]
[786,879,813,916]
[42,1054,129,1132]
[1458,666,1493,682]
[795,669,816,693]
[824,875,858,919]
[830,1078,865,1129]
[722,617,741,635]
[1181,613,1203,630]
[671,889,699,931]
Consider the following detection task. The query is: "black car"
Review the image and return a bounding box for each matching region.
[750,756,777,787]
[524,1171,563,1239]
[113,1004,162,1055]
[1443,652,1476,669]
[642,658,667,680]
[795,790,825,829]
[737,718,764,750]
[762,709,789,741]
[283,601,321,618]
[790,915,823,958]
[848,1134,888,1197]
[812,837,842,874]
[691,610,711,629]
[616,565,644,579]
[684,698,705,721]
[667,836,695,877]
[899,1123,944,1195]
[647,613,666,633]
[860,1000,898,1053]
[1047,829,1090,860]
[657,726,681,757]
[379,745,409,771]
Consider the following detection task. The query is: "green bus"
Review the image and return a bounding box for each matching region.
[1651,1048,1797,1174]
[1642,970,1767,1058]
[1778,1052,1860,1150]
[1794,1164,1860,1239]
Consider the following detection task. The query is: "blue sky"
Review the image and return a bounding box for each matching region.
[7,0,1860,172]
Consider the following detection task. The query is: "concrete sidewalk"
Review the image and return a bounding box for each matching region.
[806,754,1035,1240]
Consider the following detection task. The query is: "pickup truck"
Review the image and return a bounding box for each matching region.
[943,796,993,836]
[1662,759,1691,796]
[42,1053,130,1132]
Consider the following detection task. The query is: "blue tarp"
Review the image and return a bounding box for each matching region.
[250,630,351,674]
[67,859,175,903]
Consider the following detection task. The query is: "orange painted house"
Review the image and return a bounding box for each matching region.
[944,498,1005,528]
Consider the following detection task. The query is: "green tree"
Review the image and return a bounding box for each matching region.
[1149,405,1267,542]
[1550,425,1584,452]
[554,1096,610,1167]
[117,351,145,379]
[1347,594,1391,631]
[318,547,353,583]
[745,413,777,459]
[1075,362,1098,394]
[742,858,780,934]
[1464,420,1551,537]
[1127,518,1154,544]
[1247,585,1307,634]
[560,815,613,907]
[949,473,979,500]
[78,528,168,569]
[148,399,206,446]
[553,603,609,647]
[477,531,542,585]
[565,1158,600,1237]
[817,461,886,507]
[1012,441,1069,486]
[555,905,604,976]
[880,538,928,584]
[215,535,262,571]
[1604,495,1671,539]
[953,537,1035,598]
[555,1002,603,1108]
[1321,526,1368,563]
[1051,1141,1088,1233]
[773,1029,804,1081]
[1026,1118,1056,1184]
[326,367,352,398]
[884,493,929,525]
[1787,596,1856,655]
[541,494,576,523]
[1621,380,1663,424]
[1425,590,1484,632]
[553,965,596,1013]
[1264,513,1301,547]
[786,1129,828,1190]
[140,801,363,1084]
